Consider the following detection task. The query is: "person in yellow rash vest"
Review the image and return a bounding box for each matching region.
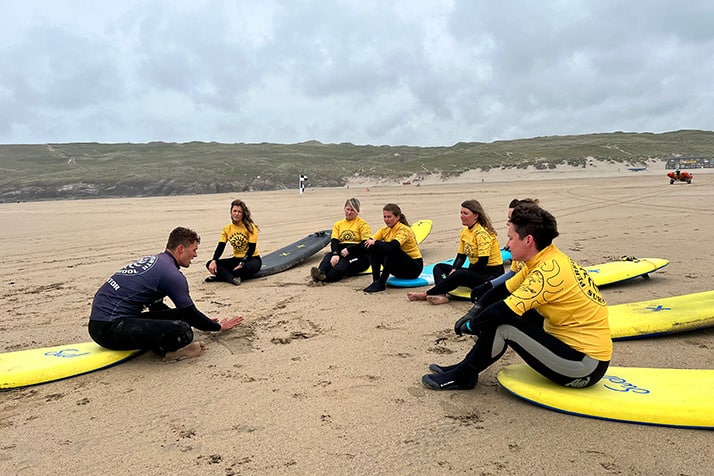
[205,199,261,285]
[363,203,423,293]
[311,198,371,283]
[423,202,611,391]
[407,199,503,305]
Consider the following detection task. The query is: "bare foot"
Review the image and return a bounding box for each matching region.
[427,294,449,305]
[407,292,428,301]
[163,341,206,362]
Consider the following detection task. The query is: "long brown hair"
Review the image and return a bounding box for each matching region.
[230,199,258,233]
[461,199,496,235]
[383,203,409,226]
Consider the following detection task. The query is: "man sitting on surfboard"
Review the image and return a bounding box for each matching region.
[422,203,611,391]
[88,227,242,360]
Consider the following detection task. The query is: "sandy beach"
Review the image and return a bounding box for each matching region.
[2,163,713,475]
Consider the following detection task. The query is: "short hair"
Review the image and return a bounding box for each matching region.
[166,227,200,250]
[509,198,540,209]
[509,203,558,250]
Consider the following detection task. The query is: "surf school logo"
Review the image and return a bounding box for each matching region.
[571,259,606,306]
[228,232,248,253]
[45,348,91,358]
[116,255,158,276]
[339,230,358,242]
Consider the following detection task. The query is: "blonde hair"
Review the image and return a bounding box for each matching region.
[345,198,360,212]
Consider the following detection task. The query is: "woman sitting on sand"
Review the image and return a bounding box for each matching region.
[205,199,262,285]
[408,199,504,305]
[363,203,423,293]
[311,198,372,283]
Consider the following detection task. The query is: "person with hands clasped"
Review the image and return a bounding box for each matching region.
[205,199,262,285]
[407,199,503,305]
[363,203,423,293]
[469,198,539,303]
[422,202,611,391]
[311,198,371,283]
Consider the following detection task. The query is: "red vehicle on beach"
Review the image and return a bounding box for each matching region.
[667,170,692,184]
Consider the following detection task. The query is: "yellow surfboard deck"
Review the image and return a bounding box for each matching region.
[497,364,714,429]
[586,257,669,287]
[609,290,714,340]
[361,219,432,274]
[448,257,669,300]
[0,342,141,389]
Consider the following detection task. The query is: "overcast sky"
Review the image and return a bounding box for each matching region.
[1,1,713,146]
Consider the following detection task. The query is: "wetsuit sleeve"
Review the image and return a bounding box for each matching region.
[478,281,510,308]
[491,270,515,287]
[244,242,256,259]
[468,256,489,270]
[174,304,222,331]
[467,300,517,332]
[383,239,401,252]
[212,242,227,261]
[330,238,341,254]
[452,253,467,270]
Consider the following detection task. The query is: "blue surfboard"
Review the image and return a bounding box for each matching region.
[387,248,511,288]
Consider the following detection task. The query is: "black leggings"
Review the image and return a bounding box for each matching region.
[453,302,609,388]
[427,263,504,296]
[368,241,423,284]
[89,308,194,356]
[206,256,262,282]
[316,250,370,282]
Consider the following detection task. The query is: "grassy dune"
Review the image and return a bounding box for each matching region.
[1,129,712,201]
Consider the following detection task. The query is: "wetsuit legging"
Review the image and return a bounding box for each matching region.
[88,302,219,356]
[316,243,370,282]
[208,255,262,282]
[427,261,504,296]
[447,285,609,388]
[368,240,423,285]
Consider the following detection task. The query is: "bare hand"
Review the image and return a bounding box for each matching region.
[217,316,243,331]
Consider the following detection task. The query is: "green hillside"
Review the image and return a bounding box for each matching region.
[1,130,712,201]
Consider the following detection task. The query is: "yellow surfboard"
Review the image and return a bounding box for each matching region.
[361,219,433,274]
[448,256,669,300]
[609,290,714,340]
[497,364,714,429]
[0,342,141,389]
[585,257,669,287]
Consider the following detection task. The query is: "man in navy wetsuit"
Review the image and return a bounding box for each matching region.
[89,227,242,360]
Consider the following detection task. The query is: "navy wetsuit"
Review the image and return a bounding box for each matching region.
[88,251,220,355]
